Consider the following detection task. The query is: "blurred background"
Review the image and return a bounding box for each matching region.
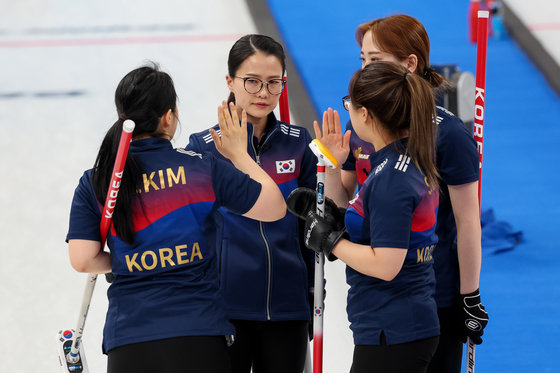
[0,0,558,372]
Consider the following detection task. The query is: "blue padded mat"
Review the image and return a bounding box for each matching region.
[267,0,560,371]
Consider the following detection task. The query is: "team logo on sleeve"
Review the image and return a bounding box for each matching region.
[394,155,411,172]
[276,159,295,174]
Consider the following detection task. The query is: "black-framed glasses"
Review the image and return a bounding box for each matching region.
[342,95,351,111]
[234,76,286,95]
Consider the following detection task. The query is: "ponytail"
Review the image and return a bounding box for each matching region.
[349,61,439,191]
[91,63,177,244]
[404,72,439,190]
[422,67,449,90]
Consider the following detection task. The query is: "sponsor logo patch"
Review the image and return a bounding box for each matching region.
[466,319,482,331]
[375,158,388,175]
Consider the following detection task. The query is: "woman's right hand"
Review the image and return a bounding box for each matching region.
[211,101,247,161]
[313,107,351,167]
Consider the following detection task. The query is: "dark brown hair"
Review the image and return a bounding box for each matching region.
[356,14,448,90]
[348,61,439,190]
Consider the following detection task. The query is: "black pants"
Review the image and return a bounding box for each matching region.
[228,319,308,373]
[350,334,439,373]
[107,335,230,373]
[427,307,463,373]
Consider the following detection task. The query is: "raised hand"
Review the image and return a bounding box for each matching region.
[312,107,351,167]
[211,101,248,161]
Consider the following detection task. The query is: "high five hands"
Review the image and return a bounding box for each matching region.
[313,107,351,166]
[211,101,248,161]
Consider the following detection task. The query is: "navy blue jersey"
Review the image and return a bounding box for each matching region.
[186,113,317,321]
[345,138,440,346]
[66,138,262,353]
[344,107,479,308]
[433,107,479,307]
[342,120,376,186]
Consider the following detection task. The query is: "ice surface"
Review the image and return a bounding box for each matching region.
[0,1,356,372]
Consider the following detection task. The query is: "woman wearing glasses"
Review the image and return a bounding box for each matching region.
[289,61,441,372]
[316,15,488,373]
[186,34,317,373]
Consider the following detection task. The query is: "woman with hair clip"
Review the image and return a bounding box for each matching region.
[315,14,488,373]
[186,34,317,373]
[66,63,286,373]
[289,61,441,372]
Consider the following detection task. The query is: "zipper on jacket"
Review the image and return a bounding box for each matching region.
[250,125,276,320]
[259,221,272,320]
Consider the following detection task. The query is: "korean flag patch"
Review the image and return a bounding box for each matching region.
[276,159,295,174]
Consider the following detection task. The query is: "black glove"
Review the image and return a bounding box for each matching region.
[105,272,115,283]
[287,187,345,230]
[456,289,489,344]
[304,212,348,261]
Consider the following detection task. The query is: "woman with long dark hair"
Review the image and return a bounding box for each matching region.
[66,63,286,373]
[186,34,317,373]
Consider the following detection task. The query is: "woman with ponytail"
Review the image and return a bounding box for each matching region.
[315,15,488,373]
[66,63,286,373]
[288,61,440,372]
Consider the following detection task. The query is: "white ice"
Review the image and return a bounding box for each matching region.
[0,1,353,372]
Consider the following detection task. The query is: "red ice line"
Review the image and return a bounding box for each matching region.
[0,33,245,48]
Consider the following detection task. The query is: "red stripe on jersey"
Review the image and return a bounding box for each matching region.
[411,190,439,232]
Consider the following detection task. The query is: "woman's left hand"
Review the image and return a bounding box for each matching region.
[313,107,351,167]
[211,101,248,161]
